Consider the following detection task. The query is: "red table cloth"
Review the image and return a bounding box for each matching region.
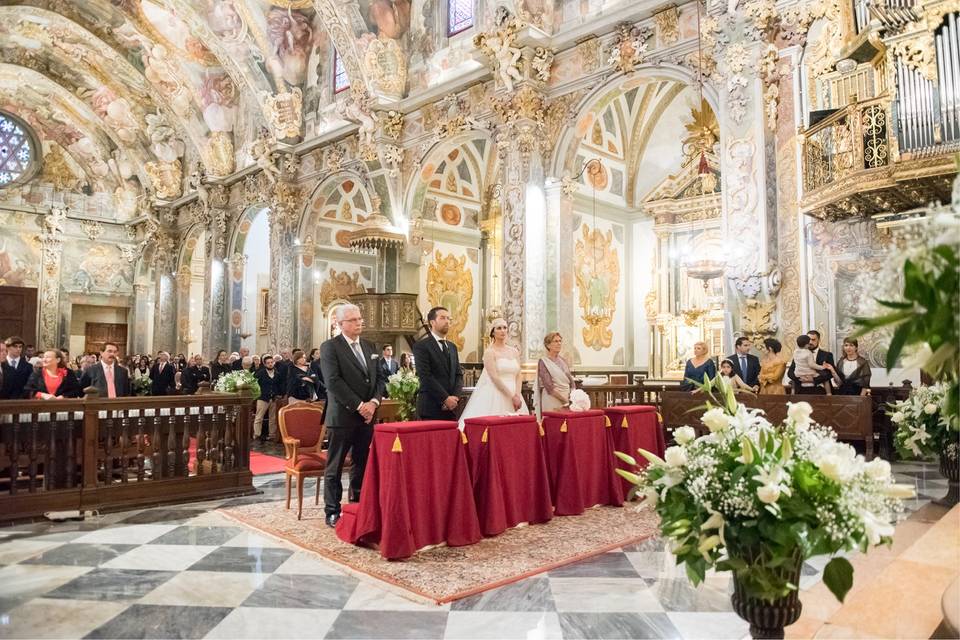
[540,410,624,515]
[462,415,553,536]
[603,405,667,494]
[335,420,481,559]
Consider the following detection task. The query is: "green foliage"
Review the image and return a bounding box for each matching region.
[131,376,151,396]
[822,557,854,603]
[385,369,420,421]
[214,370,260,399]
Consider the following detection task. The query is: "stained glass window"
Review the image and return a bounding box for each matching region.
[0,112,36,188]
[448,0,474,35]
[333,49,350,94]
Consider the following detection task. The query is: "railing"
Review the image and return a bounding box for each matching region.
[0,385,256,521]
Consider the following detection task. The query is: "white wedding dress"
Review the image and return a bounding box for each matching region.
[458,356,529,428]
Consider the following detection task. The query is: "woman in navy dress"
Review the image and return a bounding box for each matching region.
[680,341,717,391]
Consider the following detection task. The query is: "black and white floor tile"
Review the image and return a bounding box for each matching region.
[0,462,942,639]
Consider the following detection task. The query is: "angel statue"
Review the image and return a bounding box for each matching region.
[336,88,378,155]
[188,162,210,213]
[475,31,523,92]
[250,127,281,184]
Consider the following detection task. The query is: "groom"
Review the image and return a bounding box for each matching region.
[412,306,464,420]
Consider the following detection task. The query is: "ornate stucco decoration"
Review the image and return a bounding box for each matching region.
[425,251,474,351]
[380,144,403,177]
[364,36,408,97]
[891,37,937,82]
[260,88,303,140]
[654,7,680,46]
[574,224,620,350]
[80,219,104,241]
[206,131,235,177]
[576,37,601,72]
[681,98,720,167]
[320,269,367,310]
[433,93,489,139]
[473,8,525,93]
[381,110,404,140]
[250,127,282,184]
[144,159,182,200]
[607,22,652,74]
[269,181,303,235]
[531,47,555,83]
[336,87,379,161]
[740,299,778,339]
[39,144,81,191]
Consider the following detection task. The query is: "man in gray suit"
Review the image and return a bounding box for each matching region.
[319,304,386,527]
[79,342,130,398]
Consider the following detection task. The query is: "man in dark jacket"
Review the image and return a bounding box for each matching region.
[79,342,131,397]
[149,351,176,396]
[254,355,282,442]
[1,336,33,399]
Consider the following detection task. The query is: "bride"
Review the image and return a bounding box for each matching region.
[458,318,529,427]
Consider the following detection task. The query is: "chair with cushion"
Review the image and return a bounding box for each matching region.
[278,402,327,519]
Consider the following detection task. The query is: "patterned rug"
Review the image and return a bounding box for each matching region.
[219,500,659,603]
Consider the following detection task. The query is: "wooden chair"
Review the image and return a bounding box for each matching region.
[278,402,327,520]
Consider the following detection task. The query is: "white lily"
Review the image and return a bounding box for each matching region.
[701,407,730,433]
[674,426,696,446]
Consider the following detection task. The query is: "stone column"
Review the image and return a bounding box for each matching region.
[294,238,316,350]
[152,272,177,353]
[202,191,231,356]
[175,264,193,355]
[131,283,152,355]
[267,180,303,351]
[37,207,65,350]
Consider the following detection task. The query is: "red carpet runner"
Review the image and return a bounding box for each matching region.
[187,438,286,476]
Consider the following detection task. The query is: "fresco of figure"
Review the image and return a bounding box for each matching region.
[200,73,238,132]
[267,8,313,87]
[364,0,411,40]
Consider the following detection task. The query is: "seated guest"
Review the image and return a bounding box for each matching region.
[79,342,130,397]
[286,351,318,404]
[25,349,81,399]
[181,355,211,395]
[1,336,33,399]
[830,337,872,396]
[727,337,760,389]
[150,351,176,396]
[210,350,231,385]
[758,338,787,395]
[254,355,281,442]
[719,359,755,392]
[680,341,717,391]
[789,334,831,395]
[537,332,576,413]
[788,330,835,395]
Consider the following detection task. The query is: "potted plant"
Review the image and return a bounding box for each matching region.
[214,369,260,400]
[131,376,151,396]
[385,369,420,421]
[888,382,957,505]
[617,376,914,639]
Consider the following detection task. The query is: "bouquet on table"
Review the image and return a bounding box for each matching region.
[214,369,260,400]
[131,376,151,396]
[386,369,420,421]
[617,376,913,637]
[889,382,954,460]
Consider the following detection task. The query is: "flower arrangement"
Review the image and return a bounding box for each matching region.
[214,369,260,399]
[386,369,420,421]
[131,376,151,396]
[617,376,913,611]
[568,388,591,412]
[889,383,955,460]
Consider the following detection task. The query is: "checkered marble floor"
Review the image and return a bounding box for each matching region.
[0,462,944,640]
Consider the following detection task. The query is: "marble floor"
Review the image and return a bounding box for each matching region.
[0,461,945,640]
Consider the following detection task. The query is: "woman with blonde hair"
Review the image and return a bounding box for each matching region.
[680,341,717,391]
[536,332,576,416]
[457,318,528,426]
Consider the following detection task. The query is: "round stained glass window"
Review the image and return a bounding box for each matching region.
[0,112,38,188]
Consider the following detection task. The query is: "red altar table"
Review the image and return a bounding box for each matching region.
[462,415,553,536]
[540,410,624,515]
[603,405,667,494]
[335,420,481,559]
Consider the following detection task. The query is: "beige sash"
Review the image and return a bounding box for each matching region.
[538,356,571,414]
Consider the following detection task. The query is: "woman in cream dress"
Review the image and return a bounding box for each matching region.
[536,332,576,418]
[458,319,528,427]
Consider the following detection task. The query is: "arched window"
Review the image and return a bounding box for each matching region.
[448,0,474,36]
[0,111,39,188]
[333,48,350,94]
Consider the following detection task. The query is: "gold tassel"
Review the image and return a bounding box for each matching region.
[481,428,488,443]
[560,420,568,433]
[604,416,612,428]
[657,412,664,424]
[621,416,629,429]
[538,422,545,436]
[391,435,403,453]
[461,431,468,444]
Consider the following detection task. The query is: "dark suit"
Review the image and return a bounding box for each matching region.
[0,358,34,399]
[412,335,464,420]
[319,334,386,516]
[727,352,761,388]
[24,368,82,398]
[149,361,176,396]
[181,365,211,395]
[309,358,327,401]
[787,349,835,394]
[378,357,399,397]
[286,365,318,401]
[79,362,131,397]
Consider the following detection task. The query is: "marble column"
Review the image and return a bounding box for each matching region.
[131,283,152,355]
[293,239,316,350]
[152,272,176,353]
[267,181,303,351]
[37,227,63,351]
[175,264,192,355]
[202,211,230,356]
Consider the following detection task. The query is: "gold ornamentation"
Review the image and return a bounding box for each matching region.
[205,131,234,177]
[575,37,601,72]
[653,7,680,46]
[381,110,404,140]
[320,269,367,309]
[473,11,525,92]
[260,88,303,139]
[425,251,473,352]
[39,144,80,191]
[80,219,103,241]
[891,37,937,82]
[740,299,777,338]
[574,224,620,350]
[365,36,408,96]
[607,22,652,74]
[144,159,183,200]
[682,99,720,167]
[531,47,554,83]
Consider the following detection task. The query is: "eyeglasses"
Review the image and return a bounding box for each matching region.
[342,317,362,323]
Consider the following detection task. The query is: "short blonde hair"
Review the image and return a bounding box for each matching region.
[543,332,562,348]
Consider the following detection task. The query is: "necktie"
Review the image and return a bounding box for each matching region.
[440,339,448,354]
[105,364,117,398]
[351,341,365,366]
[740,356,747,377]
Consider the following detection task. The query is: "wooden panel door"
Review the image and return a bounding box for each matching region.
[84,323,127,357]
[0,286,37,347]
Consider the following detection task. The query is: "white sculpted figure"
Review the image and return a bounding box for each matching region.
[189,162,210,213]
[480,32,523,92]
[336,89,378,152]
[250,128,281,184]
[145,112,185,163]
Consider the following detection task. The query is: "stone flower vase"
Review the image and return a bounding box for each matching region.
[936,439,959,507]
[730,559,803,640]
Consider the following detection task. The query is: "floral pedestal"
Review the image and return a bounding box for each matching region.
[936,441,959,507]
[731,565,803,640]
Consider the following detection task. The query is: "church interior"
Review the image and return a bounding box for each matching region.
[0,0,958,638]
